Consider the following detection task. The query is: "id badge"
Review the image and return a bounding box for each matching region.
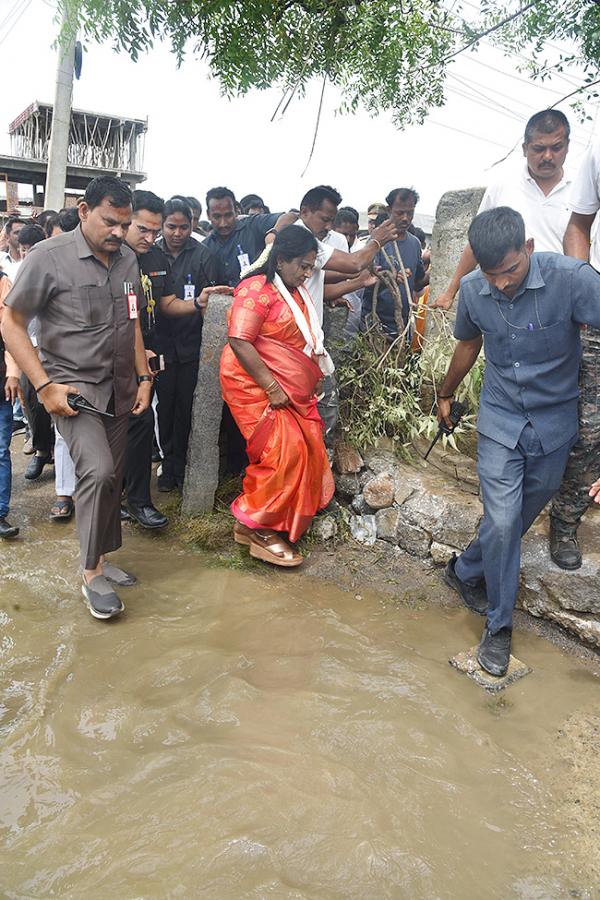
[127,291,138,319]
[183,283,195,302]
[237,251,250,271]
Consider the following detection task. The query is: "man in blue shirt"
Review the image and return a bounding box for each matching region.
[361,188,427,338]
[203,186,297,286]
[438,207,600,676]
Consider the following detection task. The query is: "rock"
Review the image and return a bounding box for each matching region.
[335,473,361,499]
[375,507,402,543]
[351,494,375,515]
[362,448,400,476]
[311,515,338,542]
[430,541,456,566]
[334,443,364,475]
[449,646,532,692]
[396,520,431,558]
[399,486,482,550]
[183,293,231,515]
[349,514,377,545]
[517,531,600,647]
[363,472,395,509]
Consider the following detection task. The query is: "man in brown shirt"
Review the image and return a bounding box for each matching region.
[1,176,153,620]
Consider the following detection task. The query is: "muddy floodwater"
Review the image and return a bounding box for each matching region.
[1,502,600,898]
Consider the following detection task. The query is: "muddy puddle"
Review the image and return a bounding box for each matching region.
[1,511,599,898]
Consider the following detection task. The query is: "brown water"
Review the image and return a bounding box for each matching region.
[1,514,598,898]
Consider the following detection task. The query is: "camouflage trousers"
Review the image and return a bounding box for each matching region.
[317,373,339,450]
[550,329,600,530]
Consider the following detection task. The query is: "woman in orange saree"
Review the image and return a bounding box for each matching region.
[220,225,334,567]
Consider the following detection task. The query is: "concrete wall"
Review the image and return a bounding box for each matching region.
[182,293,230,516]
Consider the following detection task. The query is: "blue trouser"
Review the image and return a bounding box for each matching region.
[0,397,13,519]
[455,424,575,634]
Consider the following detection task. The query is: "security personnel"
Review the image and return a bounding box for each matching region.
[2,176,153,620]
[439,207,600,677]
[121,190,173,528]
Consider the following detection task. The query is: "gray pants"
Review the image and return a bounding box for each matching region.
[56,410,129,569]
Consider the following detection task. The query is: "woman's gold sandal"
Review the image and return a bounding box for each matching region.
[233,523,303,567]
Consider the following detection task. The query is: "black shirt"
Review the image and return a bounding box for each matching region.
[203,213,279,286]
[136,244,174,352]
[155,237,219,364]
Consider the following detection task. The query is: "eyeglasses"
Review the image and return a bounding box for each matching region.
[136,224,162,239]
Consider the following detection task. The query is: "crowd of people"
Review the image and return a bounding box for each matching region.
[3,105,600,679]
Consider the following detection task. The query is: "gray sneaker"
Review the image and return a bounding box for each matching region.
[103,562,137,587]
[81,575,124,619]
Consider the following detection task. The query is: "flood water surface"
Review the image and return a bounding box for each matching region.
[1,527,598,898]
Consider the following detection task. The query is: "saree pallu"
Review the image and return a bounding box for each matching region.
[220,276,334,542]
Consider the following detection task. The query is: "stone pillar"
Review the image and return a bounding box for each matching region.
[182,293,230,515]
[427,187,485,330]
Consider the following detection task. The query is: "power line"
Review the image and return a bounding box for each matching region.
[0,0,21,33]
[0,0,32,46]
[426,118,512,149]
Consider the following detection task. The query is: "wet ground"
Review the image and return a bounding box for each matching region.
[1,447,600,898]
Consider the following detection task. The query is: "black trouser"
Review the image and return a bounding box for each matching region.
[156,359,199,485]
[124,405,154,506]
[21,374,53,455]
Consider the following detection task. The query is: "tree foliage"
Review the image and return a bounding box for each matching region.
[61,0,600,127]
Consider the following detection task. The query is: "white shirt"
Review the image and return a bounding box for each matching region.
[567,142,600,269]
[0,251,21,282]
[299,222,346,324]
[478,159,572,253]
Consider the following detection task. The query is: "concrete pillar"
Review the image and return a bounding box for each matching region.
[182,293,231,515]
[427,187,485,331]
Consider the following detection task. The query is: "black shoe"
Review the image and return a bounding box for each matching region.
[120,506,133,521]
[157,474,176,492]
[549,519,582,570]
[126,502,168,529]
[152,446,162,463]
[0,517,19,538]
[442,553,488,616]
[477,626,512,677]
[12,419,27,436]
[81,575,124,619]
[24,454,53,481]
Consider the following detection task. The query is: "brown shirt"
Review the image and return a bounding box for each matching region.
[5,226,140,415]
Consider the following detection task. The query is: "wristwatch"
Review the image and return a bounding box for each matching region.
[137,374,152,384]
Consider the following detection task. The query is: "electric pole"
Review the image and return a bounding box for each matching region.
[45,8,76,210]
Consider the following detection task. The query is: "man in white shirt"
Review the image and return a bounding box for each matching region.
[296,185,395,442]
[433,109,572,310]
[0,215,27,282]
[548,140,600,569]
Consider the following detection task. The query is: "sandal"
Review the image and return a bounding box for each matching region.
[49,498,74,521]
[233,523,303,567]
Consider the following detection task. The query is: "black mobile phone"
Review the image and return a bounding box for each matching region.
[148,354,165,373]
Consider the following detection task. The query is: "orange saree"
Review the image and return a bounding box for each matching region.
[220,274,334,542]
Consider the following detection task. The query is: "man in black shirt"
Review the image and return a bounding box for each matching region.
[155,198,226,491]
[122,191,174,527]
[203,186,297,286]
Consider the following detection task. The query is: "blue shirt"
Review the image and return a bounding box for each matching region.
[454,252,600,453]
[203,213,279,286]
[361,232,425,337]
